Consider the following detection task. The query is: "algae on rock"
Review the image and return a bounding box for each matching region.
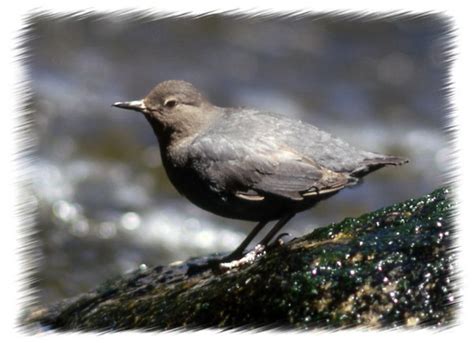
[25,187,457,331]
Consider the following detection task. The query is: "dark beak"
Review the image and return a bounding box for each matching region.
[112,99,147,112]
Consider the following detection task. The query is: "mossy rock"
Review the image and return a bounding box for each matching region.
[24,186,457,331]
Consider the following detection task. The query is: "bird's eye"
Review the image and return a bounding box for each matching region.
[164,99,177,108]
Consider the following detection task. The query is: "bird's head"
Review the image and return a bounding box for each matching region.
[113,80,217,142]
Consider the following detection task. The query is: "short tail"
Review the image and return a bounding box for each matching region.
[350,155,409,177]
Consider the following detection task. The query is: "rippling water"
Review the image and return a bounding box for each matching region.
[25,14,452,305]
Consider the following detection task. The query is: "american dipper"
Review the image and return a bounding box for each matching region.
[113,80,408,264]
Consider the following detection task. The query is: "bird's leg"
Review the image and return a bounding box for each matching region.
[219,221,268,263]
[257,213,295,247]
[217,214,295,272]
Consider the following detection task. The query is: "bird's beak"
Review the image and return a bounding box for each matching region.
[112,99,147,112]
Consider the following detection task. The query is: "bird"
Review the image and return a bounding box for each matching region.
[113,80,408,265]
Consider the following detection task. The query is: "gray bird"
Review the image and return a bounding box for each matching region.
[113,80,408,263]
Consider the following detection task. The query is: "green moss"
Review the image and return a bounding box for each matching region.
[26,187,457,331]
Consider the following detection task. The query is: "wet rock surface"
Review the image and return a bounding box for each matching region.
[24,187,457,331]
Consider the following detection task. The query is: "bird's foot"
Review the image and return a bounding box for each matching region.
[217,233,292,273]
[217,244,266,272]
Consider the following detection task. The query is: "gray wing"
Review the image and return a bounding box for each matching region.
[212,109,408,174]
[187,132,355,201]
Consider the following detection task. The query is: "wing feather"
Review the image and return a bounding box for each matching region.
[187,134,352,201]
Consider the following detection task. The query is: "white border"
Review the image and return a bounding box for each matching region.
[2,1,472,342]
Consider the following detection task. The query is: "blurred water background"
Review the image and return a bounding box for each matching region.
[25,14,452,305]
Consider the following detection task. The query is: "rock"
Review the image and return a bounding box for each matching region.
[24,187,457,331]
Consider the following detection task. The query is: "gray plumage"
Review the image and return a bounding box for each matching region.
[113,80,408,262]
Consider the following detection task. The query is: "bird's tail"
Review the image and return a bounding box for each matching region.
[350,155,409,177]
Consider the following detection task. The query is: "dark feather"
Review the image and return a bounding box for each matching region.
[188,130,353,201]
[350,156,409,177]
[185,109,407,202]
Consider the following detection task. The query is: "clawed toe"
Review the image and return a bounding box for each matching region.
[266,232,292,250]
[218,244,266,272]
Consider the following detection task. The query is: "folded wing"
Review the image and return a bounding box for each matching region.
[188,134,356,202]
